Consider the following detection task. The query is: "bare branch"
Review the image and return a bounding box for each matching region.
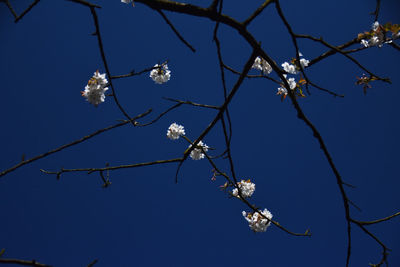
[0,110,151,178]
[14,0,41,23]
[155,9,196,52]
[0,258,51,267]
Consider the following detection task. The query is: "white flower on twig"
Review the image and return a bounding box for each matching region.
[167,123,185,140]
[242,208,273,232]
[252,56,272,75]
[188,141,208,160]
[150,64,171,84]
[81,70,108,107]
[232,179,255,198]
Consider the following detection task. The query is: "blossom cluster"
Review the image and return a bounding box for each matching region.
[81,70,108,106]
[167,123,185,140]
[232,179,255,198]
[281,53,309,75]
[242,209,273,232]
[251,56,272,75]
[188,141,209,160]
[150,64,171,84]
[166,123,208,160]
[277,53,308,98]
[360,21,400,48]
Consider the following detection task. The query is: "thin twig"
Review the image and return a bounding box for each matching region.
[155,9,196,52]
[354,211,400,225]
[86,259,98,267]
[14,0,41,23]
[41,158,183,179]
[162,97,219,109]
[0,258,51,267]
[296,34,390,83]
[0,110,151,178]
[2,0,18,19]
[243,0,274,27]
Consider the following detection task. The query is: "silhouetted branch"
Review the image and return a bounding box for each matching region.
[2,0,18,19]
[14,0,41,23]
[0,109,151,178]
[0,258,51,267]
[155,9,196,52]
[41,158,183,179]
[296,34,391,83]
[86,259,98,267]
[243,0,273,27]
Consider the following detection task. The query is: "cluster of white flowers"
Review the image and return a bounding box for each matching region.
[277,53,308,96]
[361,22,384,48]
[167,123,185,140]
[121,0,133,4]
[242,209,273,232]
[188,140,209,160]
[252,56,272,75]
[81,70,108,106]
[232,179,255,198]
[360,21,399,48]
[150,64,171,84]
[281,61,297,74]
[281,53,309,75]
[166,123,209,160]
[277,74,296,97]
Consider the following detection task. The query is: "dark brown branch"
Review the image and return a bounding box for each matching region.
[243,0,273,27]
[40,158,183,179]
[274,0,311,94]
[110,66,158,80]
[353,211,400,226]
[0,258,51,267]
[86,259,98,267]
[371,0,381,22]
[162,97,219,109]
[389,42,400,51]
[307,80,344,98]
[2,0,18,19]
[137,103,182,127]
[296,34,390,83]
[0,109,151,178]
[155,9,196,52]
[66,0,101,9]
[14,0,41,23]
[309,38,359,67]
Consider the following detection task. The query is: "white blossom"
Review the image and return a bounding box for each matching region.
[372,21,380,31]
[150,64,171,84]
[287,77,296,90]
[242,208,273,232]
[188,140,208,160]
[232,179,255,198]
[361,39,369,47]
[277,86,288,96]
[121,0,133,3]
[277,75,296,96]
[81,70,108,106]
[370,35,384,47]
[360,21,385,48]
[300,58,309,68]
[167,123,185,140]
[252,57,272,75]
[281,62,297,74]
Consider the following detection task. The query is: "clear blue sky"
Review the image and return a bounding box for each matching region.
[0,0,399,266]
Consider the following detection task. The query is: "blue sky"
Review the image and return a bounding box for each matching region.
[0,0,399,266]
